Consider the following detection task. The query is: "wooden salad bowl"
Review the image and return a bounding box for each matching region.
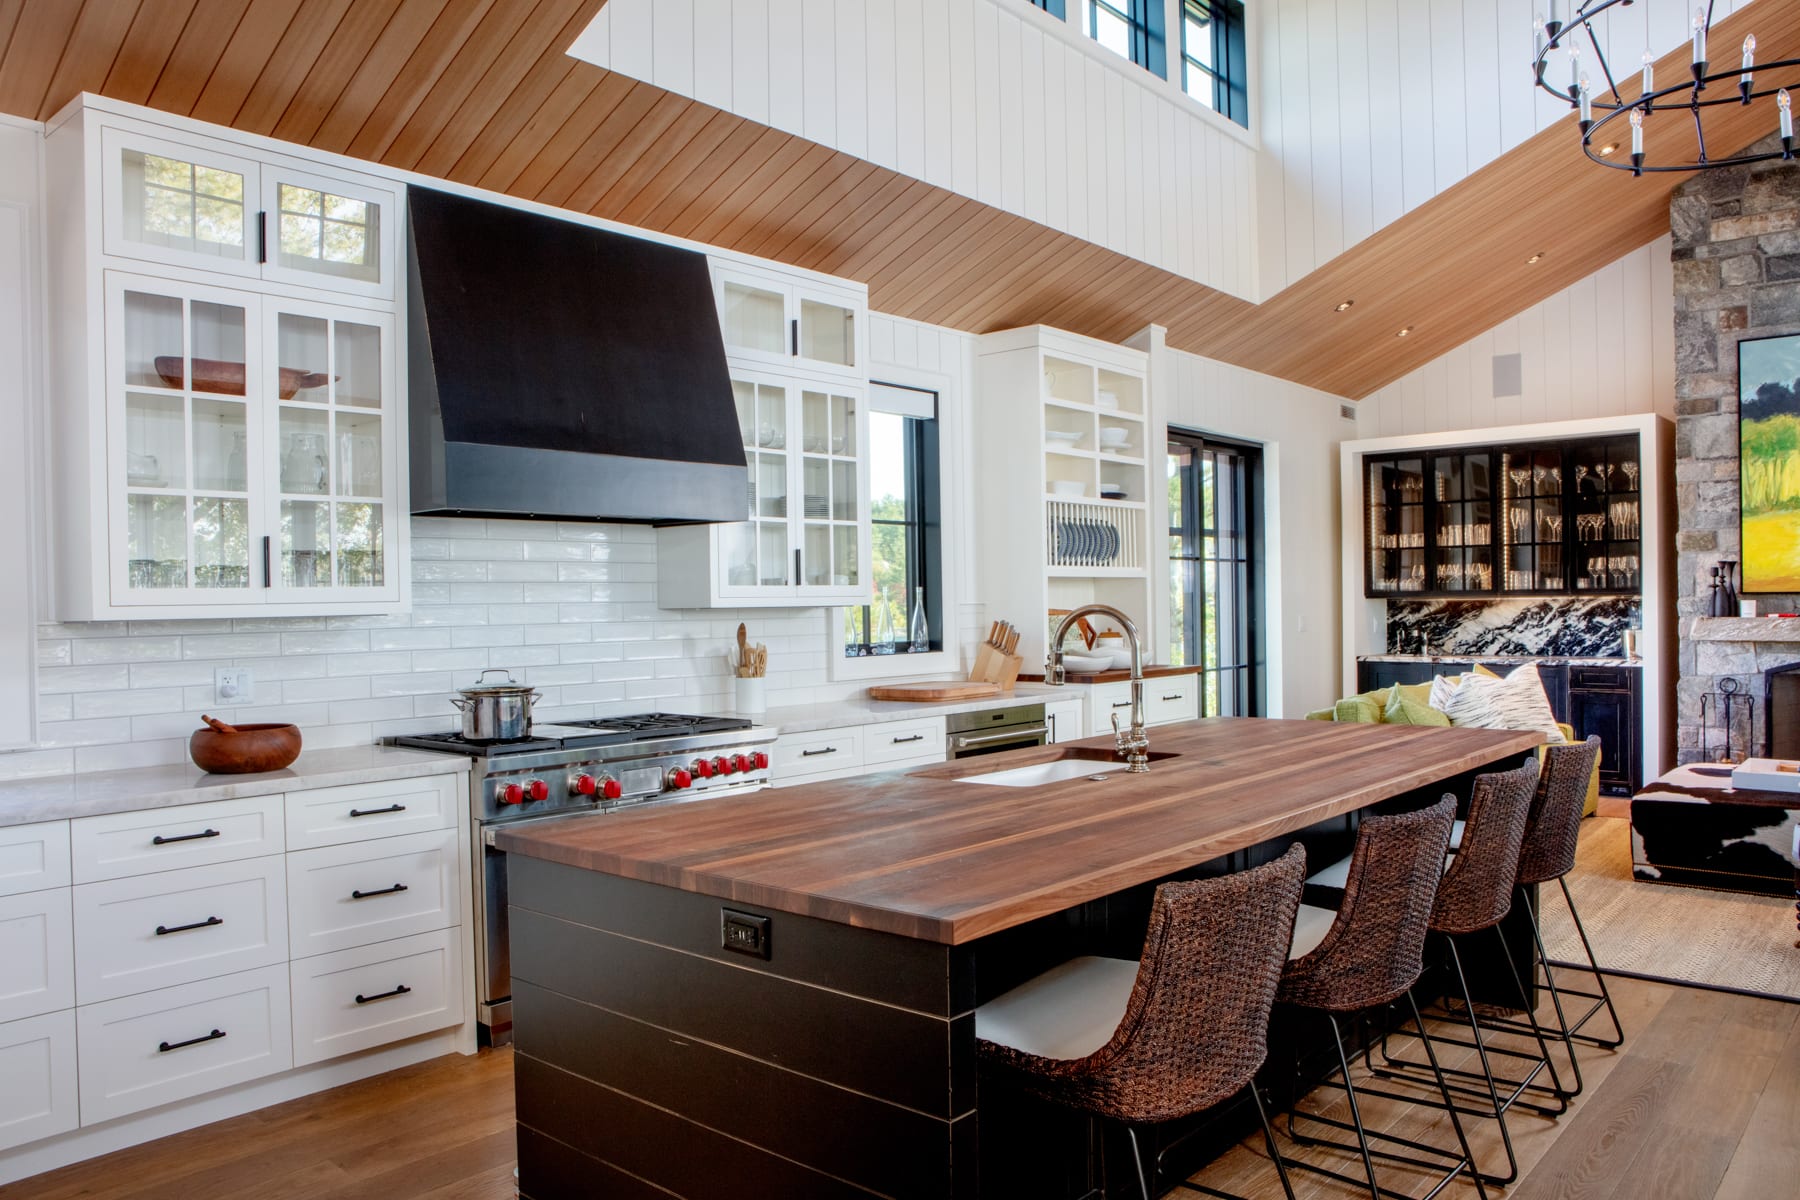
[189,721,303,774]
[153,356,332,400]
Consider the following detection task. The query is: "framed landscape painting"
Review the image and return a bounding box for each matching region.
[1740,332,1800,592]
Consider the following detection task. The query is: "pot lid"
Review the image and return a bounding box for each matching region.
[458,669,533,696]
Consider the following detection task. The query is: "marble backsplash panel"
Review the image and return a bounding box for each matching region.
[1387,598,1640,657]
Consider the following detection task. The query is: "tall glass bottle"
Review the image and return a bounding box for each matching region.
[909,587,929,652]
[874,587,896,654]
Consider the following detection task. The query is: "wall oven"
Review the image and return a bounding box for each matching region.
[947,704,1049,758]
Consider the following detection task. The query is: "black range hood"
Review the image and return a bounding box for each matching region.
[406,186,746,524]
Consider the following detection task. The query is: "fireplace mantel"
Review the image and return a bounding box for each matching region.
[1690,616,1800,643]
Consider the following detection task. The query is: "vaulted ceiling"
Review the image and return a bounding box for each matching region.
[0,0,1791,398]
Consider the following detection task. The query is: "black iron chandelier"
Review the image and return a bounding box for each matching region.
[1533,0,1797,175]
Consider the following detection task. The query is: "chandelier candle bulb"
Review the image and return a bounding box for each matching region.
[1570,46,1582,95]
[1642,50,1654,95]
[1692,7,1707,77]
[1782,89,1794,156]
[1630,108,1645,175]
[1742,35,1756,96]
[1578,76,1592,126]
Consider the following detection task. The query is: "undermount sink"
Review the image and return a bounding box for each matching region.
[956,747,1178,788]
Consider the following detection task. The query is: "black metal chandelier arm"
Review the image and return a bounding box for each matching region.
[1550,66,1800,118]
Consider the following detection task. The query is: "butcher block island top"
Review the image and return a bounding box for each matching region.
[496,717,1539,945]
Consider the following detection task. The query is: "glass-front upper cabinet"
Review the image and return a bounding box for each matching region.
[1500,444,1567,593]
[102,126,398,300]
[797,387,863,597]
[102,272,400,611]
[1430,450,1494,594]
[1568,434,1641,592]
[712,262,863,377]
[1365,456,1428,595]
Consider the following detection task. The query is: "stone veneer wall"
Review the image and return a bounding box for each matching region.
[1669,137,1800,760]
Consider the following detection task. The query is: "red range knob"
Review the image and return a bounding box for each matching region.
[715,755,735,775]
[525,779,549,802]
[693,758,715,778]
[499,783,525,806]
[751,751,769,770]
[601,777,623,801]
[668,768,693,790]
[732,754,751,773]
[571,774,597,796]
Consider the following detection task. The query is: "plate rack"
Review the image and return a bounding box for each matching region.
[1046,500,1142,571]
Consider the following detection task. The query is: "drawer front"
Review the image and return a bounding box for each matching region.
[1571,666,1631,690]
[0,821,72,897]
[863,718,946,765]
[1146,676,1201,726]
[291,927,464,1066]
[1045,700,1086,744]
[74,855,288,1004]
[0,1009,79,1152]
[771,727,864,781]
[287,829,459,959]
[285,774,459,851]
[76,964,292,1125]
[1089,681,1137,731]
[72,794,285,883]
[0,889,75,1023]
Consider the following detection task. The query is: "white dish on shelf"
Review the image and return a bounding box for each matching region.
[1099,426,1130,448]
[1046,429,1084,445]
[1096,390,1119,410]
[1050,480,1087,497]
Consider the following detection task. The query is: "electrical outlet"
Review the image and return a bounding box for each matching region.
[721,908,771,959]
[214,667,254,704]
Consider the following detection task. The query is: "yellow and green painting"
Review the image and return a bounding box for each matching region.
[1740,333,1800,592]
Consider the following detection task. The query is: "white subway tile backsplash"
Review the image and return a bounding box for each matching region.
[72,688,186,719]
[38,665,134,692]
[280,630,372,655]
[328,651,412,676]
[281,676,374,703]
[181,633,284,659]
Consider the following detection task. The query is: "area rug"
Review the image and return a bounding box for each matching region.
[1537,815,1800,1000]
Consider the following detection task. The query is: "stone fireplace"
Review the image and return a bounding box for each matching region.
[1671,142,1800,762]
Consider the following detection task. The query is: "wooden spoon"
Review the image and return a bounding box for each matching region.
[737,623,748,669]
[201,714,240,734]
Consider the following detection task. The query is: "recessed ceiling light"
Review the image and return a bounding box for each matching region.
[1334,300,1354,312]
[1598,142,1618,156]
[1397,327,1413,337]
[1527,252,1544,264]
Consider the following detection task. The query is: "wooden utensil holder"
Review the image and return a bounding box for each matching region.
[969,643,1023,691]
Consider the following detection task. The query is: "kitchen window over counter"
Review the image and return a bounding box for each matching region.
[1168,429,1263,716]
[843,384,942,657]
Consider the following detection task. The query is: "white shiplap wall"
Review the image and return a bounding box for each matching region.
[2,314,985,782]
[1355,237,1676,438]
[570,0,1260,300]
[1257,1,1750,289]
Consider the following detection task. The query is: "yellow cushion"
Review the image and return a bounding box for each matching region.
[1304,708,1335,721]
[1537,723,1601,816]
[1472,662,1500,678]
[1395,680,1435,707]
[1334,696,1383,724]
[1385,684,1452,726]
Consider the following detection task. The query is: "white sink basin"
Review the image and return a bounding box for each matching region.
[957,758,1127,788]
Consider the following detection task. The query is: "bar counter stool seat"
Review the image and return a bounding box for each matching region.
[976,845,1308,1200]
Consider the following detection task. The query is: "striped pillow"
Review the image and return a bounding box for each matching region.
[1431,664,1566,743]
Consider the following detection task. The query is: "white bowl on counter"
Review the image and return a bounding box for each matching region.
[1059,652,1112,673]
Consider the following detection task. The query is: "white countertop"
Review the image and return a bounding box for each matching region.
[757,683,1069,735]
[1359,654,1641,668]
[0,745,466,828]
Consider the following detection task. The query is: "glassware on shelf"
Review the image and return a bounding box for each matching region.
[874,588,896,653]
[909,586,929,653]
[1621,461,1639,491]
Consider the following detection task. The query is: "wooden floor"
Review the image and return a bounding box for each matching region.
[3,976,1795,1200]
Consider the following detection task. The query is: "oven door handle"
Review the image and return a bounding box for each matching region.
[949,725,1050,751]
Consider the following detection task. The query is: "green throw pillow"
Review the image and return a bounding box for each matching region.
[1384,684,1451,727]
[1334,696,1383,724]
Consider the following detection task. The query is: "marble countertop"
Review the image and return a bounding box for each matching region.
[0,745,467,828]
[758,684,1068,735]
[1359,654,1642,668]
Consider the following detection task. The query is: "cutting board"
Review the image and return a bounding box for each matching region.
[867,681,1004,702]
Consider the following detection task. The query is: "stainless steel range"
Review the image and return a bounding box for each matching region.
[387,713,776,1043]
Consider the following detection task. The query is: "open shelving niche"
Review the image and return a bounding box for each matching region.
[976,328,1155,669]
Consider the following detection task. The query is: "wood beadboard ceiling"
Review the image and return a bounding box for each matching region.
[0,0,1790,399]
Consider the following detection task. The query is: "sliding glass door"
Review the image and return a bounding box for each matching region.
[1168,430,1263,717]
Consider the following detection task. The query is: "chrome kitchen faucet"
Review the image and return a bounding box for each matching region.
[1045,604,1150,773]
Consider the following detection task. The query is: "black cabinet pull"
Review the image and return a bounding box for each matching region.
[256,211,267,262]
[348,803,406,818]
[1111,701,1133,709]
[1161,694,1182,702]
[159,1028,225,1053]
[262,536,272,588]
[800,746,838,757]
[794,548,801,586]
[351,883,409,900]
[892,734,925,744]
[152,828,220,846]
[155,915,223,936]
[790,318,798,356]
[355,984,413,1005]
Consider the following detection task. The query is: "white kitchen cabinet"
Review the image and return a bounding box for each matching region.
[0,822,71,898]
[71,793,283,884]
[46,99,407,620]
[0,1010,78,1152]
[658,365,870,608]
[1044,699,1087,744]
[283,774,458,851]
[1078,676,1202,737]
[290,927,463,1067]
[769,725,865,785]
[99,123,398,302]
[862,717,948,766]
[285,828,459,960]
[0,890,74,1023]
[712,261,864,379]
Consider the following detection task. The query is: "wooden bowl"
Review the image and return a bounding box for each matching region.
[153,357,332,400]
[188,723,303,774]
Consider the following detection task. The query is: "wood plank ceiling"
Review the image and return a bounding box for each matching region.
[0,0,1790,399]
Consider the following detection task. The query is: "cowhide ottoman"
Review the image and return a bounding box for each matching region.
[1629,764,1800,898]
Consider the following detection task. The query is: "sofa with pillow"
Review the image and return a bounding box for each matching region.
[1306,664,1600,816]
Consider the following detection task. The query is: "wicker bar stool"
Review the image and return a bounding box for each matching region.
[976,845,1307,1200]
[1277,796,1488,1200]
[1358,759,1563,1186]
[1478,736,1620,1095]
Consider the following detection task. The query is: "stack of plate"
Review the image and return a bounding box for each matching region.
[803,494,830,518]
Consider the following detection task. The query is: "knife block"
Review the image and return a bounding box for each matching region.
[969,643,1023,691]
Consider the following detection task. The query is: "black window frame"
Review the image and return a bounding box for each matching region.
[845,391,943,657]
[1180,0,1249,128]
[1168,428,1264,716]
[1087,0,1168,78]
[1027,0,1068,17]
